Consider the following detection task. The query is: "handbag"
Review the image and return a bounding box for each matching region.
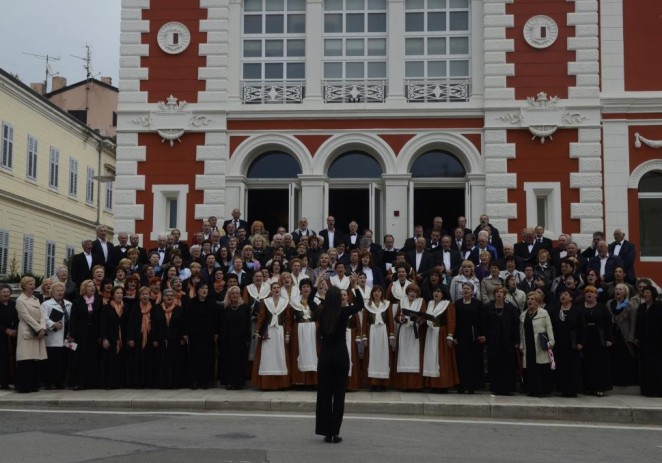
[538,332,550,350]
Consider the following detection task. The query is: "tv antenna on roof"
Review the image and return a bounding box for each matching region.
[71,43,98,81]
[22,52,60,94]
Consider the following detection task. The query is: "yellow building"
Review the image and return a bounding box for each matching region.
[0,68,115,279]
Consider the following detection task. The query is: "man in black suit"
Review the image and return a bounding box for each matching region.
[580,231,604,259]
[148,235,171,267]
[566,241,588,275]
[533,225,553,251]
[497,243,525,271]
[129,234,148,266]
[451,227,467,252]
[380,234,399,275]
[473,214,500,238]
[427,230,443,253]
[587,240,624,283]
[431,235,462,278]
[513,228,542,265]
[344,220,361,250]
[71,239,102,288]
[222,208,249,235]
[407,236,434,283]
[457,216,472,237]
[170,228,190,262]
[402,225,424,252]
[424,216,449,241]
[608,229,636,283]
[551,233,571,272]
[292,216,316,244]
[108,232,130,273]
[91,224,113,273]
[469,231,498,265]
[318,215,344,251]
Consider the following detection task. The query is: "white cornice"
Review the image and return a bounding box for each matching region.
[601,93,662,113]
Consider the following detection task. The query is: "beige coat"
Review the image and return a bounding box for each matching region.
[15,293,47,361]
[607,299,637,356]
[519,307,555,367]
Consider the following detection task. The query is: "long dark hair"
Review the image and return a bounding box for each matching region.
[321,286,342,337]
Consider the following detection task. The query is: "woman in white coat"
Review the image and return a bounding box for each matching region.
[520,291,555,397]
[40,281,72,389]
[15,276,47,393]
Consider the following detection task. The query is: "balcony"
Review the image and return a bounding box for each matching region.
[405,79,470,103]
[323,80,387,103]
[240,80,305,104]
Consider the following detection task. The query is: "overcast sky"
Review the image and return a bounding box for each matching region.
[0,0,121,89]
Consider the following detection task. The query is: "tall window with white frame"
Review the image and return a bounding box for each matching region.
[404,0,471,102]
[242,0,306,104]
[23,235,34,274]
[1,122,13,170]
[86,167,95,204]
[49,147,59,189]
[69,158,78,197]
[105,181,113,211]
[323,0,388,102]
[166,196,178,230]
[26,135,38,180]
[0,230,8,275]
[46,241,56,277]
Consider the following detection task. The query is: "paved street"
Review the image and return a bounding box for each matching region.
[1,407,661,463]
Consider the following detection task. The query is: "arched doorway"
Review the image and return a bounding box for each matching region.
[328,150,383,239]
[638,170,662,257]
[246,151,302,235]
[410,150,466,233]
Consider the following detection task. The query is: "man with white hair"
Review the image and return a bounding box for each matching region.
[148,235,170,266]
[292,217,316,244]
[587,240,624,283]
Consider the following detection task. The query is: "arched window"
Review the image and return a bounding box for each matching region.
[639,171,662,257]
[410,150,465,177]
[247,151,302,178]
[328,151,382,178]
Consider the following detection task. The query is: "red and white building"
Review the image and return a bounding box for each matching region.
[116,0,662,280]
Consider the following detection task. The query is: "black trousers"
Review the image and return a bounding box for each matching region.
[46,346,68,387]
[315,344,349,437]
[15,360,41,393]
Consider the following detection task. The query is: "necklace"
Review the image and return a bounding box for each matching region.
[230,303,239,311]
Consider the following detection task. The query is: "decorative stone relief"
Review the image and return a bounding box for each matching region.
[523,16,559,49]
[130,95,212,146]
[634,133,662,149]
[157,22,191,55]
[499,92,588,144]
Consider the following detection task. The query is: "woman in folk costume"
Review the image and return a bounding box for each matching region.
[354,272,372,387]
[394,284,427,391]
[252,281,292,390]
[386,264,414,346]
[340,288,362,391]
[280,272,300,303]
[363,285,394,391]
[243,271,271,366]
[330,262,352,291]
[423,285,459,391]
[289,278,319,386]
[289,258,305,288]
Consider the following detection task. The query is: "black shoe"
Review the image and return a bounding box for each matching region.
[1,384,10,390]
[333,436,342,443]
[324,435,332,443]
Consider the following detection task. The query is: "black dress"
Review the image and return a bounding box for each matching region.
[218,303,252,389]
[126,301,157,388]
[152,305,187,389]
[454,298,484,393]
[185,297,217,388]
[581,303,613,394]
[635,301,662,397]
[69,296,102,389]
[550,305,585,396]
[315,297,363,438]
[99,303,129,389]
[0,299,18,388]
[523,312,552,396]
[484,302,520,395]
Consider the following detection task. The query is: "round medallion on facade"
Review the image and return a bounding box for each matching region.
[523,15,559,49]
[157,22,191,54]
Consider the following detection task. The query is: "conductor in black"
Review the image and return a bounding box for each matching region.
[315,286,364,443]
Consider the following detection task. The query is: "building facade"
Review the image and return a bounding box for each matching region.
[116,0,662,280]
[0,69,115,278]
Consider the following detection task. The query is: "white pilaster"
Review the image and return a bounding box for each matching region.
[602,121,630,240]
[599,0,624,94]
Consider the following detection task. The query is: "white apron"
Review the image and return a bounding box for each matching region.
[397,298,423,373]
[258,298,288,376]
[290,296,318,372]
[346,328,353,377]
[246,284,270,361]
[423,300,450,378]
[366,301,390,379]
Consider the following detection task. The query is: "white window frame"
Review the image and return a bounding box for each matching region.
[242,0,307,81]
[323,0,388,80]
[1,122,13,170]
[404,0,471,80]
[638,192,662,261]
[26,135,38,180]
[105,180,113,211]
[49,147,59,189]
[69,158,78,197]
[0,229,8,275]
[86,166,95,204]
[151,184,189,241]
[524,182,562,238]
[23,234,34,274]
[46,241,56,277]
